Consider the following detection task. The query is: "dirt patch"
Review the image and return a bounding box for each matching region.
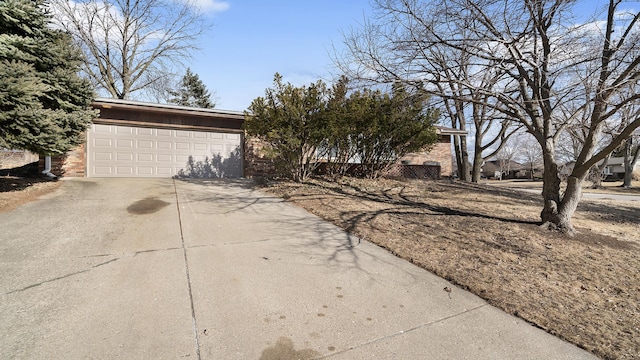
[262,177,640,360]
[0,176,61,213]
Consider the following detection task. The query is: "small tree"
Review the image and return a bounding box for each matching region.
[245,73,328,182]
[346,83,439,178]
[168,68,215,108]
[0,0,97,155]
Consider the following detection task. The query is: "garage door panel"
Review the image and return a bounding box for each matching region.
[87,124,242,178]
[157,141,172,149]
[137,140,153,148]
[116,167,134,175]
[93,166,113,175]
[117,126,133,134]
[116,139,133,148]
[93,124,113,133]
[94,152,112,160]
[94,138,112,147]
[176,142,190,150]
[137,153,153,162]
[137,167,154,175]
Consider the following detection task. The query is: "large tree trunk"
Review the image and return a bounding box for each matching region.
[540,147,564,229]
[540,145,586,236]
[453,134,470,181]
[471,146,483,182]
[622,138,639,188]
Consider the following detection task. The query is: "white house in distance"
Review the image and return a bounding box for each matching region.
[600,156,640,180]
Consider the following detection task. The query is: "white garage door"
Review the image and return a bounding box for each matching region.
[87,124,242,178]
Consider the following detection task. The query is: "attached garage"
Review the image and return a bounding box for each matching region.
[87,124,242,177]
[48,98,245,178]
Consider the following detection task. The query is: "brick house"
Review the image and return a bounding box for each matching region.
[246,126,466,180]
[398,126,467,177]
[43,99,466,180]
[42,98,244,178]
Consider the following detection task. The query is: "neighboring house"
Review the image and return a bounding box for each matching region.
[599,157,640,179]
[42,98,245,178]
[481,160,525,179]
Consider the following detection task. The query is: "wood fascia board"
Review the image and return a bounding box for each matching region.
[92,118,245,134]
[91,99,245,121]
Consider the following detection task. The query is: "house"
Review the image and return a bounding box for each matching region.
[42,100,467,180]
[481,160,525,179]
[43,98,245,178]
[398,126,468,177]
[600,157,640,180]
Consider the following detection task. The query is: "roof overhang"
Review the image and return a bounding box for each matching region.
[92,98,245,121]
[436,126,467,135]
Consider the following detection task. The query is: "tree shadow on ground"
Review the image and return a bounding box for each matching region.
[0,162,51,193]
[303,180,542,228]
[175,147,242,179]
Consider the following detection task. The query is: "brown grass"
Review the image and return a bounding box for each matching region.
[490,179,640,195]
[262,177,640,360]
[0,177,61,213]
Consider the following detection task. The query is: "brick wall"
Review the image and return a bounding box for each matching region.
[244,137,276,178]
[40,142,86,178]
[399,135,453,176]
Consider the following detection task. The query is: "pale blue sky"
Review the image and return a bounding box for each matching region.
[187,0,630,112]
[190,1,372,111]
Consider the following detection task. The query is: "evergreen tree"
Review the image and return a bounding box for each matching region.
[0,0,97,155]
[168,68,215,108]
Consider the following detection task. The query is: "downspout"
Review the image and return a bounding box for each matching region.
[42,155,57,180]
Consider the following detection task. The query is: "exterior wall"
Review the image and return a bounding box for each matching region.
[244,137,276,178]
[43,142,86,177]
[40,100,245,178]
[399,135,453,176]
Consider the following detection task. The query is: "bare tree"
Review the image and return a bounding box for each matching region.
[338,0,640,234]
[518,134,543,181]
[334,2,518,183]
[51,0,209,100]
[495,135,523,179]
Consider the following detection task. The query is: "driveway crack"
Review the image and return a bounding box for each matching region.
[318,304,488,359]
[5,258,120,295]
[173,179,201,360]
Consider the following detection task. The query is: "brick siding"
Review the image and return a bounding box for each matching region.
[399,135,453,176]
[40,141,86,178]
[244,137,276,178]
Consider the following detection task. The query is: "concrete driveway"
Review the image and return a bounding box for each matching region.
[1,178,596,359]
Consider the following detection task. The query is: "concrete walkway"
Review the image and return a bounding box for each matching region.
[0,178,597,359]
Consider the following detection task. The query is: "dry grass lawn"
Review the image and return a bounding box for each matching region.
[0,176,61,213]
[262,177,639,360]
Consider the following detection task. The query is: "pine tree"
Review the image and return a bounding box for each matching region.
[168,68,215,108]
[0,0,97,155]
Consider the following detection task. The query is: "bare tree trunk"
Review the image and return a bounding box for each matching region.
[591,153,611,188]
[471,148,483,182]
[554,175,585,235]
[453,135,470,181]
[540,148,562,228]
[622,138,639,187]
